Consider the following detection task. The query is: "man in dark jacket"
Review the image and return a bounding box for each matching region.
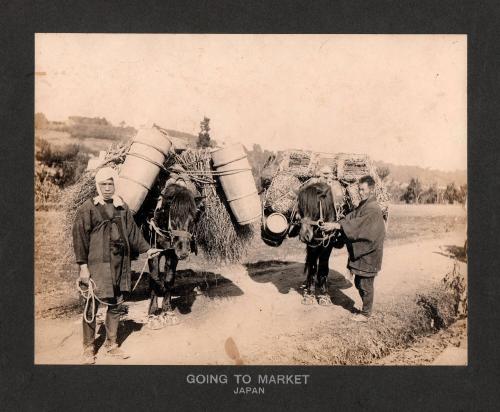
[73,167,161,364]
[321,175,386,322]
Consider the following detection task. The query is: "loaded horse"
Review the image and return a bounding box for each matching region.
[142,170,200,326]
[295,182,345,305]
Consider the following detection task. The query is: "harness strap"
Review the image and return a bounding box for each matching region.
[169,229,192,240]
[299,196,339,248]
[148,218,171,238]
[148,217,192,245]
[300,217,321,226]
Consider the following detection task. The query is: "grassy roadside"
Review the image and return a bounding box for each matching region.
[249,272,466,365]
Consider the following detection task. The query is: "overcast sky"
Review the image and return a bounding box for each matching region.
[35,34,466,171]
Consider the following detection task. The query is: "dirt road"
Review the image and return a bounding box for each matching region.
[35,231,466,365]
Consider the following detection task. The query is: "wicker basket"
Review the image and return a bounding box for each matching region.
[265,173,301,214]
[336,153,371,182]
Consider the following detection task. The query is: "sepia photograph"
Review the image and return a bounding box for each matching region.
[34,33,467,366]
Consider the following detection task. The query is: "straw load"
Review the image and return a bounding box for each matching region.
[261,151,391,241]
[174,148,257,262]
[60,141,131,261]
[60,132,258,264]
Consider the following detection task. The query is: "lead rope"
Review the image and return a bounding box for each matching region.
[76,278,120,323]
[319,199,327,247]
[132,259,151,292]
[309,198,335,248]
[77,251,163,324]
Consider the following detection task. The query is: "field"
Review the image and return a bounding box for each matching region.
[34,203,467,365]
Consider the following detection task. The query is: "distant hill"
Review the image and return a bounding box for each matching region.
[35,113,199,154]
[162,128,198,143]
[373,160,467,187]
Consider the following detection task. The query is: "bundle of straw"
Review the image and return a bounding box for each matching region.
[176,149,256,263]
[60,144,256,264]
[265,172,301,214]
[59,172,95,263]
[59,140,136,262]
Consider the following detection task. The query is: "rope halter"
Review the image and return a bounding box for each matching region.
[299,198,337,248]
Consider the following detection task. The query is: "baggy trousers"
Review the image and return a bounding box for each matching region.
[354,275,376,316]
[82,248,124,348]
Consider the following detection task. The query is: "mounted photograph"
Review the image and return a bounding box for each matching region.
[34,33,467,365]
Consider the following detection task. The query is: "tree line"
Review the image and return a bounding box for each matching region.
[378,167,466,205]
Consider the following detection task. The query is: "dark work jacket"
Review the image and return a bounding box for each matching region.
[72,198,150,298]
[339,195,386,274]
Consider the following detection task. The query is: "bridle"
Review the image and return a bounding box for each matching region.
[300,198,325,227]
[148,195,193,251]
[298,198,336,248]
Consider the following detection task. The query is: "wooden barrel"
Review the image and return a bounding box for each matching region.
[211,143,261,225]
[115,127,172,214]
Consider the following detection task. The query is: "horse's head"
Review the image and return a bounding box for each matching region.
[157,183,197,260]
[296,182,335,244]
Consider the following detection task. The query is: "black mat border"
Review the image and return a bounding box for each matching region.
[1,1,499,410]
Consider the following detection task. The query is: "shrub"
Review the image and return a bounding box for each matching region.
[35,138,90,188]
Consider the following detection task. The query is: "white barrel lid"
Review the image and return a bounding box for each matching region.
[266,213,288,234]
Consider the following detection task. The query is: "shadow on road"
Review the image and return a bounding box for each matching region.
[327,269,357,313]
[330,288,357,313]
[95,319,144,351]
[125,268,244,315]
[245,260,356,313]
[245,260,304,294]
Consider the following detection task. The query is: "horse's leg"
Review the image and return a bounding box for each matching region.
[147,257,160,316]
[302,246,317,304]
[317,242,335,305]
[162,251,178,313]
[304,245,314,292]
[317,244,334,293]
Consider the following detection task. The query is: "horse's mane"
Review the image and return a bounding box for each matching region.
[161,183,197,225]
[297,182,336,221]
